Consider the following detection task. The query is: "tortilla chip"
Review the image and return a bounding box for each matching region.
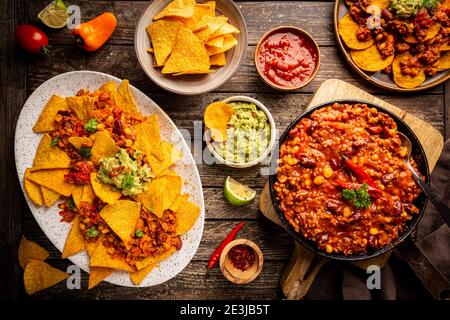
[85,238,99,257]
[338,14,374,50]
[41,186,61,208]
[18,236,49,268]
[81,183,96,204]
[68,136,91,150]
[135,247,176,270]
[173,69,215,76]
[206,36,224,48]
[175,198,200,235]
[65,96,95,123]
[205,34,238,55]
[162,27,211,74]
[116,80,139,115]
[99,200,141,249]
[27,169,74,197]
[90,172,122,204]
[62,216,85,259]
[351,44,394,72]
[194,15,228,42]
[392,52,426,89]
[33,95,67,133]
[24,169,44,207]
[129,263,156,285]
[185,3,213,30]
[91,131,120,164]
[134,115,164,161]
[90,242,135,272]
[88,267,114,289]
[169,193,189,212]
[153,0,195,21]
[24,260,68,295]
[204,101,235,142]
[209,23,240,40]
[436,51,450,71]
[210,52,226,66]
[359,0,388,14]
[147,19,183,67]
[97,81,117,105]
[31,134,71,172]
[147,142,182,177]
[404,23,442,44]
[441,41,450,51]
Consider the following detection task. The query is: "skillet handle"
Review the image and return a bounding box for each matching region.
[280,242,327,300]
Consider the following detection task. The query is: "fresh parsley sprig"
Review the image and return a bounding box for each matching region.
[341,183,372,209]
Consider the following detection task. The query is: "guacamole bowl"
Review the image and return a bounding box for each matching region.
[205,96,276,168]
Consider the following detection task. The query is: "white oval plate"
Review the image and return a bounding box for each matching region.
[14,71,205,287]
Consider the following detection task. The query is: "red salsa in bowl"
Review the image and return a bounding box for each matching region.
[255,26,320,90]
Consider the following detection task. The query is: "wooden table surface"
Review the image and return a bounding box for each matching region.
[1,0,448,300]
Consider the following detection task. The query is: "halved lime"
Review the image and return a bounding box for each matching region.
[223,176,256,206]
[37,0,68,29]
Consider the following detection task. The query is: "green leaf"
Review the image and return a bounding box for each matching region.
[50,138,58,146]
[342,189,356,201]
[135,230,144,238]
[84,119,98,133]
[65,197,75,211]
[78,146,91,158]
[341,183,371,209]
[121,174,134,190]
[87,226,99,238]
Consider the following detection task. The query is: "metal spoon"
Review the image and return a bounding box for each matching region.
[398,132,450,227]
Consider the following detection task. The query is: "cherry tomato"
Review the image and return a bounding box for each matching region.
[15,24,50,55]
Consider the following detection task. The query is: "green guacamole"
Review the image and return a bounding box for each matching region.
[389,0,440,17]
[97,148,153,196]
[214,101,271,164]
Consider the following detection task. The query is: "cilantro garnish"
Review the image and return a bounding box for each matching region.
[65,197,75,211]
[341,183,372,209]
[87,226,99,238]
[121,174,134,190]
[84,119,98,133]
[135,230,144,238]
[78,146,91,158]
[50,138,58,146]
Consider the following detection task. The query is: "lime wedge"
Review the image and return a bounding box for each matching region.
[223,176,256,206]
[38,0,68,29]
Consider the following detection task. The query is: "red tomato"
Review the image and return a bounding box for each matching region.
[15,24,50,55]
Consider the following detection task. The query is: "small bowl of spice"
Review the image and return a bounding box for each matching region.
[219,239,263,284]
[255,26,320,91]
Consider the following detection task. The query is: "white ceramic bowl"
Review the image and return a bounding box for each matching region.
[134,0,248,95]
[205,96,276,168]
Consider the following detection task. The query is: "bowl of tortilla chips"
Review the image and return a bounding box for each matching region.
[135,0,247,95]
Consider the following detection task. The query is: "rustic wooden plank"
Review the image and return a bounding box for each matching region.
[29,1,336,46]
[25,44,444,95]
[445,81,450,140]
[22,219,294,262]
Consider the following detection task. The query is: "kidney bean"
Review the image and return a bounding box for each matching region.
[306,121,318,136]
[299,155,317,168]
[392,201,402,216]
[381,8,394,21]
[380,173,395,185]
[113,119,123,135]
[352,139,367,149]
[329,158,341,170]
[367,126,382,134]
[326,199,342,213]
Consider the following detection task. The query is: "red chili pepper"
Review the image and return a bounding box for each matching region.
[207,222,245,269]
[336,181,383,199]
[338,151,378,189]
[109,165,125,177]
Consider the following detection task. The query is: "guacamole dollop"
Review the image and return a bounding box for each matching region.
[97,148,153,196]
[389,0,439,17]
[214,101,271,164]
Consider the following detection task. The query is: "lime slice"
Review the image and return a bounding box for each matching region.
[37,0,68,29]
[224,176,256,206]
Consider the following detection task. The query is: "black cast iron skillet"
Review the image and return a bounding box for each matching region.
[268,99,430,261]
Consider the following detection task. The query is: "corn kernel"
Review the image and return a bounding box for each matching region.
[304,179,311,187]
[314,176,325,185]
[370,154,379,161]
[287,157,299,165]
[323,166,333,178]
[96,123,105,131]
[370,107,378,114]
[343,207,351,217]
[325,244,333,254]
[105,115,114,125]
[369,227,379,235]
[401,211,408,218]
[399,147,408,158]
[123,127,132,136]
[124,139,133,147]
[358,157,365,167]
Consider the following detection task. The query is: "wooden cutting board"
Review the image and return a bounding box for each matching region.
[259,79,444,300]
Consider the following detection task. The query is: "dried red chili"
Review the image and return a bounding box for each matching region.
[109,165,125,177]
[207,222,245,269]
[228,244,256,271]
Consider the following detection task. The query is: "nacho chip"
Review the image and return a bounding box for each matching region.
[209,23,240,40]
[90,172,122,204]
[33,95,67,133]
[147,142,182,177]
[71,185,83,209]
[18,236,49,268]
[97,81,117,105]
[116,80,139,115]
[81,183,96,204]
[204,101,235,142]
[147,19,183,67]
[41,186,61,208]
[135,247,176,270]
[24,260,68,295]
[89,242,135,272]
[24,169,44,207]
[133,115,164,161]
[206,34,238,55]
[62,216,85,259]
[351,44,394,72]
[441,41,450,51]
[436,51,450,71]
[153,0,195,21]
[359,0,388,14]
[339,14,374,50]
[65,96,95,123]
[210,52,226,66]
[392,53,426,89]
[403,23,442,44]
[162,27,211,74]
[85,238,100,257]
[173,69,215,76]
[206,36,224,48]
[88,267,114,289]
[27,169,74,197]
[185,3,214,30]
[31,134,71,172]
[129,263,156,285]
[175,198,200,235]
[68,136,91,150]
[99,200,141,249]
[194,15,228,42]
[169,193,189,212]
[91,131,120,164]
